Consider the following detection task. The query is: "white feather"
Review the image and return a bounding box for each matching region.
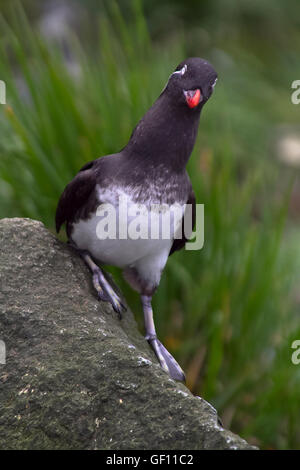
[71,186,185,287]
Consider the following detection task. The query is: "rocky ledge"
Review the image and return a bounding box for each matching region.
[0,218,255,450]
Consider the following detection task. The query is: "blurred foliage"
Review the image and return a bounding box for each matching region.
[1,0,300,449]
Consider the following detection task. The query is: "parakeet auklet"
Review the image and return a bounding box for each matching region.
[56,57,218,381]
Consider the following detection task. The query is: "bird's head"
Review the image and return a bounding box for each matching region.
[163,57,217,110]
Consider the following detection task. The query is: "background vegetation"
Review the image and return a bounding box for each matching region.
[1,0,300,449]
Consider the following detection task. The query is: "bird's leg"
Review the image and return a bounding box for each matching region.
[69,243,126,317]
[141,294,185,382]
[82,252,127,317]
[82,252,126,317]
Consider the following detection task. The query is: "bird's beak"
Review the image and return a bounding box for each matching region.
[183,89,202,108]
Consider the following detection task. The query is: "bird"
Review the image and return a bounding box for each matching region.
[55,57,217,382]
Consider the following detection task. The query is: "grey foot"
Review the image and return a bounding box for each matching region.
[92,268,127,317]
[76,247,127,318]
[146,334,186,382]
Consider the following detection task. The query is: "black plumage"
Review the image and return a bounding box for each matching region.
[56,57,217,381]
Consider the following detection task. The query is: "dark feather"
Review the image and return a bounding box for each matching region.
[169,190,196,255]
[55,166,97,235]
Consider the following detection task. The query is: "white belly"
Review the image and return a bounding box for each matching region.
[72,215,173,265]
[71,190,185,269]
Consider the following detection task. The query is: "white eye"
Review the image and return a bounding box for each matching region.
[161,63,188,94]
[172,64,187,77]
[212,77,218,89]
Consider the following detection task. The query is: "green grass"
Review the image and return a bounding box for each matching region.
[0,0,300,449]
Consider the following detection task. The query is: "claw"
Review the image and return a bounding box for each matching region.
[80,251,127,318]
[93,270,127,318]
[99,277,126,316]
[106,290,126,317]
[92,273,109,302]
[147,335,185,382]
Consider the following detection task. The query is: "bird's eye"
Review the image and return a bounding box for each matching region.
[172,64,187,77]
[212,77,218,89]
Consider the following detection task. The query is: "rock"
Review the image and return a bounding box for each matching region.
[0,218,256,450]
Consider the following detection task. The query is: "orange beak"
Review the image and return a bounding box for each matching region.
[184,89,201,108]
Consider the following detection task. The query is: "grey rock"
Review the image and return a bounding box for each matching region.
[0,218,256,450]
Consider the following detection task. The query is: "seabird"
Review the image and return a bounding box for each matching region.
[56,57,218,381]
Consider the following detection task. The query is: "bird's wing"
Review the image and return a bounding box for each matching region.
[169,189,196,255]
[55,160,98,235]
